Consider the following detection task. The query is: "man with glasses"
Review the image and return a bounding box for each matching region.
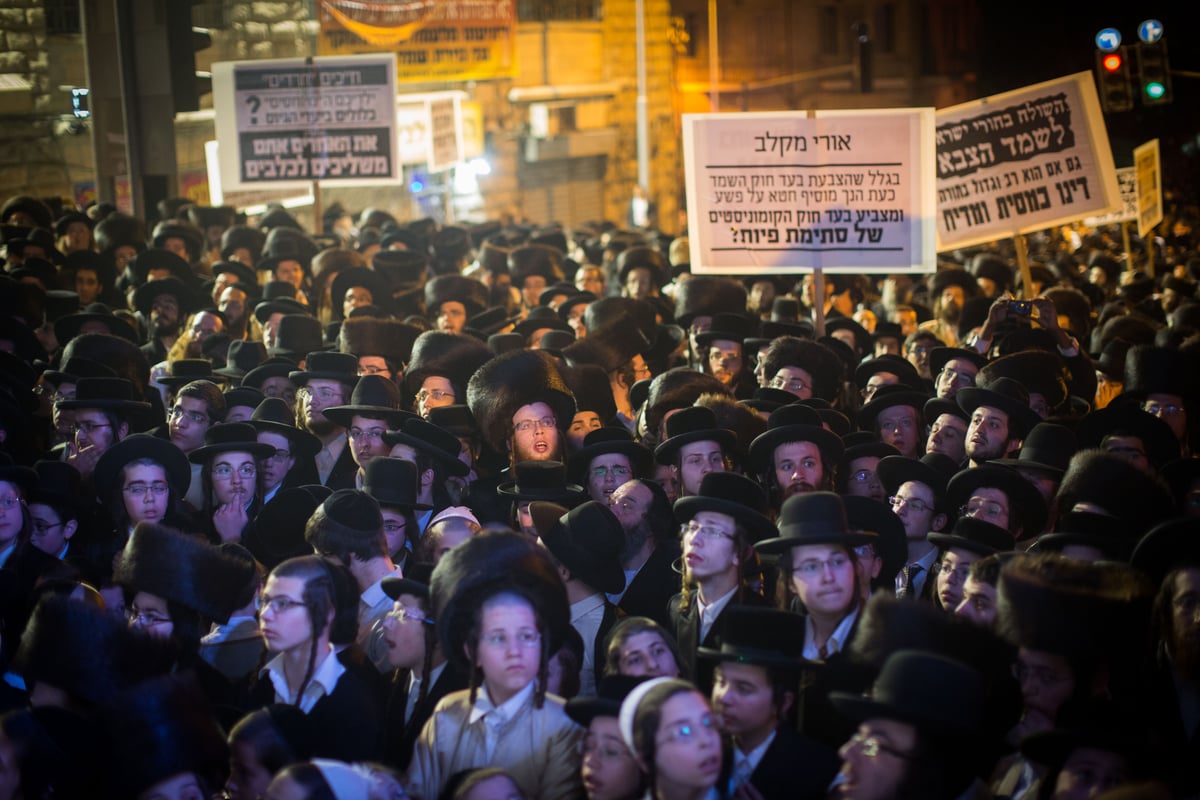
[167,379,226,508]
[323,374,413,491]
[56,376,150,481]
[568,427,652,505]
[925,516,1014,611]
[671,472,776,684]
[305,488,401,672]
[946,462,1049,542]
[877,453,957,600]
[929,346,985,400]
[288,352,360,489]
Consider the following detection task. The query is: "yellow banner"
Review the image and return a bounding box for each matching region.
[317,0,516,82]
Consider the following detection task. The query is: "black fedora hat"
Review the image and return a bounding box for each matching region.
[242,357,298,389]
[382,562,435,603]
[1034,511,1138,562]
[223,386,265,414]
[187,422,276,464]
[992,422,1077,476]
[427,404,479,439]
[54,303,138,345]
[928,346,987,378]
[158,359,223,390]
[755,491,874,554]
[41,356,116,388]
[693,312,759,350]
[740,386,799,415]
[288,351,359,386]
[93,434,191,501]
[674,472,777,544]
[945,464,1048,537]
[1130,517,1200,586]
[513,308,574,340]
[56,377,151,415]
[825,316,873,355]
[253,295,308,325]
[843,495,907,591]
[1073,404,1179,470]
[747,403,844,472]
[830,649,985,737]
[330,267,390,317]
[248,397,321,458]
[132,277,199,318]
[0,454,36,494]
[321,374,414,429]
[531,500,627,594]
[496,460,585,503]
[928,516,1015,557]
[535,329,576,356]
[268,314,325,360]
[857,384,930,433]
[853,354,924,390]
[565,675,647,727]
[956,377,1042,437]
[697,605,810,668]
[29,460,87,512]
[653,406,738,465]
[876,452,959,504]
[381,417,470,478]
[924,396,969,426]
[567,427,653,484]
[213,340,267,380]
[363,456,431,511]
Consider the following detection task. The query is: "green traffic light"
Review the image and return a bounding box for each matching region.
[1145,81,1166,99]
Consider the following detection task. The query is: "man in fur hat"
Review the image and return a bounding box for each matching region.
[467,349,576,469]
[339,316,421,385]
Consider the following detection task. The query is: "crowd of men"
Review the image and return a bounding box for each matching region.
[0,189,1197,800]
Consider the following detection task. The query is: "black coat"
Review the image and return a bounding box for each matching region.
[323,442,359,491]
[749,726,840,800]
[670,587,768,691]
[617,540,681,629]
[381,663,468,771]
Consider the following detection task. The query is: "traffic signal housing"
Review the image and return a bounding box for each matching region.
[1138,39,1173,106]
[1095,46,1133,113]
[166,3,213,113]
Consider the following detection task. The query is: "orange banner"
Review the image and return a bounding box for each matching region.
[317,0,516,82]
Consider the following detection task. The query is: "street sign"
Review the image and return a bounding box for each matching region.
[683,108,937,274]
[1134,139,1162,238]
[1095,28,1121,51]
[212,54,399,191]
[934,72,1121,250]
[1138,19,1163,44]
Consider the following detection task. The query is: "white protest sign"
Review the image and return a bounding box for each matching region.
[427,95,463,172]
[935,72,1120,250]
[213,54,398,191]
[1134,139,1162,239]
[1084,167,1136,226]
[683,108,936,274]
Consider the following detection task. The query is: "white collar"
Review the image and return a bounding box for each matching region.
[734,729,776,772]
[361,565,403,609]
[468,679,534,726]
[570,593,607,620]
[803,606,859,661]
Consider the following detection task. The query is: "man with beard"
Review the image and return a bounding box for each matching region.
[288,352,360,489]
[917,269,976,347]
[748,404,843,514]
[694,313,759,399]
[957,377,1041,467]
[217,283,253,341]
[1132,520,1200,795]
[134,277,195,363]
[606,478,680,627]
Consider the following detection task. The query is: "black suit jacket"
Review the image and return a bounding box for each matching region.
[618,540,681,629]
[323,441,359,491]
[382,663,468,771]
[670,589,768,691]
[750,726,840,800]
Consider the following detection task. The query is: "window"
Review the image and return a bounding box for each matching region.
[518,0,602,21]
[45,0,82,35]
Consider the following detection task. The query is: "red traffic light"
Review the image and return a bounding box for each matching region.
[1103,53,1123,72]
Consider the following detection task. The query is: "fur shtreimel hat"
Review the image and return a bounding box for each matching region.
[996,553,1153,663]
[431,531,570,675]
[14,594,175,708]
[760,336,845,403]
[114,523,256,623]
[403,331,494,397]
[1054,449,1174,538]
[467,349,576,454]
[337,316,421,366]
[978,349,1069,410]
[673,276,747,328]
[643,367,730,439]
[563,363,618,423]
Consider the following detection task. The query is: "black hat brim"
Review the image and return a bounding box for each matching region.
[379,429,470,478]
[653,428,739,465]
[187,440,277,464]
[674,494,777,544]
[748,425,844,473]
[93,435,192,500]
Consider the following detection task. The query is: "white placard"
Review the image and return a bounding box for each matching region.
[683,108,937,274]
[1084,167,1136,226]
[427,95,463,172]
[213,54,399,191]
[935,72,1120,249]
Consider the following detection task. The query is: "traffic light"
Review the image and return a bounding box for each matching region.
[1095,46,1133,113]
[166,3,213,113]
[1138,39,1173,105]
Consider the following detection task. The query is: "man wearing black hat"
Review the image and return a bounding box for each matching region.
[531,500,626,697]
[322,374,412,491]
[919,269,976,347]
[748,404,843,514]
[383,418,471,532]
[57,377,150,481]
[27,460,87,563]
[877,453,955,600]
[958,377,1041,467]
[362,456,429,567]
[671,471,776,681]
[134,277,195,363]
[930,346,985,400]
[703,606,840,799]
[654,406,737,499]
[290,352,360,489]
[859,385,928,460]
[305,488,401,672]
[249,397,320,504]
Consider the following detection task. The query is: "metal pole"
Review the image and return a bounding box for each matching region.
[708,0,719,112]
[635,0,649,190]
